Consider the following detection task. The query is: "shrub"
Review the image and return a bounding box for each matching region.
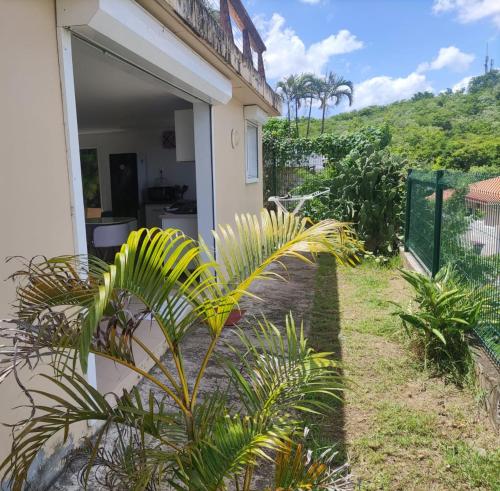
[393,266,483,384]
[296,144,406,254]
[262,124,391,170]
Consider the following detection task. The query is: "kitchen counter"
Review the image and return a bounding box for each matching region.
[160,212,197,239]
[160,212,197,218]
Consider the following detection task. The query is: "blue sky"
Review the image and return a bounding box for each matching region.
[244,0,500,113]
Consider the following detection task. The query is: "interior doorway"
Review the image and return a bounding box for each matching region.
[109,153,139,219]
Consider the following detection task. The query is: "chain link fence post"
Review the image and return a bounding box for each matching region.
[432,170,444,277]
[404,168,413,252]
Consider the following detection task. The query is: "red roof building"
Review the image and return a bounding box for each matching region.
[466,176,500,204]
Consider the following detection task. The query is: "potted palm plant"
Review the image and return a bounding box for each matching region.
[0,210,360,490]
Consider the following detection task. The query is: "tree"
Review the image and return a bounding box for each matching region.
[303,73,323,137]
[276,75,297,133]
[276,75,295,130]
[318,72,354,134]
[468,70,500,93]
[0,210,360,490]
[411,91,434,101]
[276,74,315,137]
[292,73,310,136]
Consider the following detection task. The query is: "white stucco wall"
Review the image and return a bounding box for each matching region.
[0,0,87,467]
[212,99,264,229]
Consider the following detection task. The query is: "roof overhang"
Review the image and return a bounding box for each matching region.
[137,0,281,116]
[56,0,233,105]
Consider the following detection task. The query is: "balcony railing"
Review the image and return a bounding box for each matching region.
[202,0,266,78]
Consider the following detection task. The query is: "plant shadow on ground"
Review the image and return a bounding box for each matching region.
[307,255,500,491]
[305,254,346,461]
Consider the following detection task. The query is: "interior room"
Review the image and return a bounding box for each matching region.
[71,35,208,393]
[72,36,201,260]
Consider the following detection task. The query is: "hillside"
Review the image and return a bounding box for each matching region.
[298,72,500,170]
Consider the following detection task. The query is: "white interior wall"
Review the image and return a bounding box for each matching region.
[78,129,197,211]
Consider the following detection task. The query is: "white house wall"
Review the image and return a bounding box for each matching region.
[212,99,264,228]
[0,0,91,468]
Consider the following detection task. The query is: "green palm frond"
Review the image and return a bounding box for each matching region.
[226,315,343,418]
[214,210,359,287]
[196,210,360,336]
[81,228,216,371]
[9,255,109,322]
[0,210,361,490]
[183,414,285,491]
[8,229,214,373]
[0,371,183,490]
[191,390,230,442]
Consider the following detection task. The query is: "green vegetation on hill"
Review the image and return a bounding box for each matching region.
[297,71,500,170]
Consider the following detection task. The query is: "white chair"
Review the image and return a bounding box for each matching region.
[93,223,131,261]
[93,223,131,248]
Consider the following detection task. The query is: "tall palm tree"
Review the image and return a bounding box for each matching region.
[276,75,296,130]
[0,210,360,490]
[276,74,310,137]
[292,73,311,137]
[318,72,354,134]
[302,74,323,138]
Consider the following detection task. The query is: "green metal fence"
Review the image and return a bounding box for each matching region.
[405,169,500,366]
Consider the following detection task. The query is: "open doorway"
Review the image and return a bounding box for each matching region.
[70,35,214,393]
[72,36,203,248]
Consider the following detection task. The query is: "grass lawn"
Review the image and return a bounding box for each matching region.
[308,255,500,491]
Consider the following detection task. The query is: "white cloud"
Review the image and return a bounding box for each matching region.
[349,72,433,111]
[433,0,500,27]
[300,0,321,4]
[417,46,475,73]
[452,75,473,91]
[255,13,363,80]
[344,44,475,112]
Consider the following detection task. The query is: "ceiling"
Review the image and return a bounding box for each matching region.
[72,37,192,132]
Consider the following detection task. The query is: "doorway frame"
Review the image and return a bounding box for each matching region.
[55,0,230,391]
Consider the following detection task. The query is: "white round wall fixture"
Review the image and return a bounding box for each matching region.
[231,129,240,149]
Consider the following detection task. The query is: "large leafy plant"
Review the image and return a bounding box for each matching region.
[393,266,483,384]
[295,144,406,254]
[0,210,360,490]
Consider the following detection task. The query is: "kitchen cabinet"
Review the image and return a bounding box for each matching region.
[174,109,195,162]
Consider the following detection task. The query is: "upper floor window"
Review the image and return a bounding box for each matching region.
[245,121,259,183]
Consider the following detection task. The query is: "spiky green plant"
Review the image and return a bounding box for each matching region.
[393,266,484,384]
[0,210,360,490]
